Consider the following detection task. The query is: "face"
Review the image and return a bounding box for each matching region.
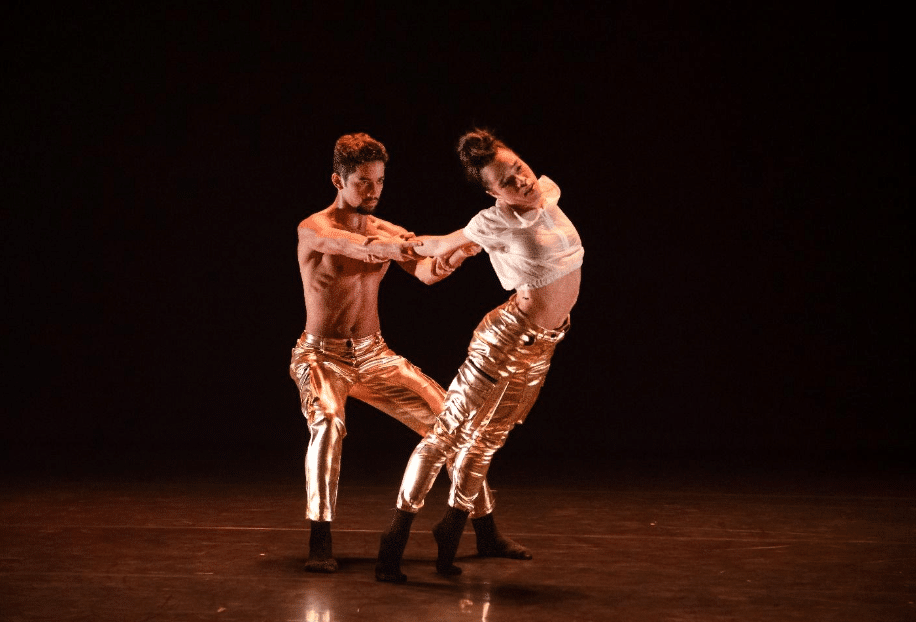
[480,148,542,209]
[333,160,385,214]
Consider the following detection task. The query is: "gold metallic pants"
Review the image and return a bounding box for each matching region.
[397,296,569,514]
[289,332,495,522]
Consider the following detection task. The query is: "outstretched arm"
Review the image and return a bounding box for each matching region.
[298,216,422,263]
[398,231,483,285]
[410,230,473,258]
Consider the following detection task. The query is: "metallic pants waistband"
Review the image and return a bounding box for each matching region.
[503,296,570,343]
[300,332,383,351]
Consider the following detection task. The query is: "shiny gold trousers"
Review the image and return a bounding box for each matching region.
[289,332,495,521]
[397,296,569,514]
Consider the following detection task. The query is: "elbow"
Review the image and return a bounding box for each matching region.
[415,267,448,285]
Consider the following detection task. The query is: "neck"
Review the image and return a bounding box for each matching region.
[331,202,367,232]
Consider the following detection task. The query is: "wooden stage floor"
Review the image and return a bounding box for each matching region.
[1,446,913,621]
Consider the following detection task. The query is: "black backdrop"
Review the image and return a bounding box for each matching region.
[5,4,911,471]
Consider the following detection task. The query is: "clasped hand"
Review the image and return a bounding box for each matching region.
[365,234,424,262]
[432,242,482,274]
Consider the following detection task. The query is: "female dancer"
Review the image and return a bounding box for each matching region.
[376,129,584,582]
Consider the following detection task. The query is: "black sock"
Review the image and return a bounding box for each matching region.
[433,507,470,576]
[305,520,338,573]
[376,509,415,583]
[472,513,532,560]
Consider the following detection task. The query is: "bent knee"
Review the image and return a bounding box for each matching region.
[308,408,347,438]
[475,429,511,453]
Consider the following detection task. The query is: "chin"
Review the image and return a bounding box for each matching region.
[356,205,376,215]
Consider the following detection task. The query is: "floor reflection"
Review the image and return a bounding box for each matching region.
[459,585,492,620]
[301,590,332,622]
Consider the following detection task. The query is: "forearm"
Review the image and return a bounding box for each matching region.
[412,230,470,258]
[409,257,449,285]
[299,225,414,263]
[308,228,376,260]
[403,242,482,285]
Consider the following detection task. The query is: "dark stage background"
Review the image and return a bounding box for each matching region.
[4,5,911,476]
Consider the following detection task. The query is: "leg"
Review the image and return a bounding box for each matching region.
[304,411,347,523]
[445,358,549,560]
[352,348,499,517]
[291,350,352,572]
[448,427,510,517]
[450,408,535,560]
[396,430,453,514]
[303,409,347,571]
[374,427,455,583]
[303,403,348,571]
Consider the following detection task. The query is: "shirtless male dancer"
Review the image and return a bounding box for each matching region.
[289,133,532,572]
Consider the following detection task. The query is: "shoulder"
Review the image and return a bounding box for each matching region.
[470,204,503,223]
[297,213,332,255]
[466,205,507,233]
[298,209,334,234]
[300,207,332,227]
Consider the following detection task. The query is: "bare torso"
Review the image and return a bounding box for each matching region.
[298,207,391,338]
[301,252,388,338]
[516,267,582,330]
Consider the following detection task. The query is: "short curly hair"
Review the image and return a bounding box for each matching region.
[456,128,509,189]
[333,133,388,182]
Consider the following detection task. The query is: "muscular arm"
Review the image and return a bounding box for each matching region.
[410,229,473,258]
[298,215,421,263]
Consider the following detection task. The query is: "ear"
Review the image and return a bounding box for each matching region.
[331,173,343,190]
